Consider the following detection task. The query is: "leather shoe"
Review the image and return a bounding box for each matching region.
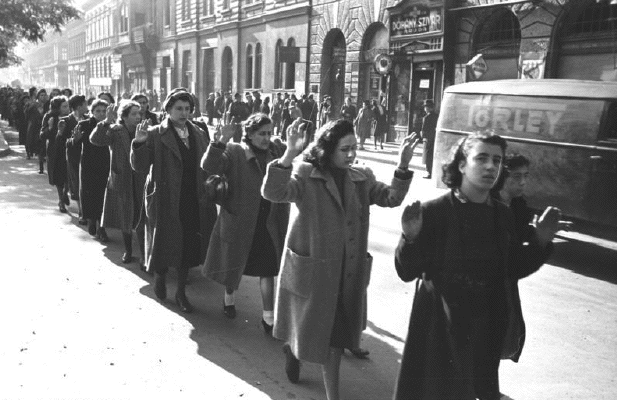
[346,347,370,359]
[96,228,109,243]
[121,253,133,264]
[78,217,87,225]
[261,319,273,335]
[154,273,166,300]
[283,343,300,383]
[58,202,67,213]
[87,221,97,236]
[223,302,236,319]
[175,292,194,313]
[62,194,70,205]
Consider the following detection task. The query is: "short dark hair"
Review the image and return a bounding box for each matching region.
[49,95,68,113]
[35,89,47,101]
[97,92,115,104]
[491,153,531,194]
[62,88,73,97]
[118,99,141,121]
[90,98,109,112]
[131,93,148,103]
[68,94,87,111]
[441,131,507,189]
[243,113,272,142]
[304,119,355,170]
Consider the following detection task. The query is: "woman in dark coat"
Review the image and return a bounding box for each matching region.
[394,132,560,400]
[70,99,111,239]
[90,100,146,265]
[40,95,71,212]
[279,99,292,141]
[201,113,289,330]
[131,89,217,313]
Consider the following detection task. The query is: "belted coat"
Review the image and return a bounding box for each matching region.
[90,121,146,232]
[261,161,412,363]
[130,118,217,273]
[200,140,289,290]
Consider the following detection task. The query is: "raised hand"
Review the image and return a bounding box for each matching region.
[72,126,83,142]
[397,132,421,169]
[218,123,236,144]
[57,119,67,135]
[534,206,562,246]
[279,118,305,167]
[105,104,117,124]
[47,116,54,130]
[401,200,423,242]
[134,120,151,143]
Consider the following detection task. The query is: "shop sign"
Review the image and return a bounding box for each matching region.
[111,55,122,79]
[279,46,300,63]
[90,77,112,86]
[390,6,442,38]
[466,54,488,80]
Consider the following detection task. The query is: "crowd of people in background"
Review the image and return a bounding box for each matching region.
[0,82,564,400]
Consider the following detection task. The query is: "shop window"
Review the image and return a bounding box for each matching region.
[255,43,262,89]
[246,45,254,89]
[563,1,617,36]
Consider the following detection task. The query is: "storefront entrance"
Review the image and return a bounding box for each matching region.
[320,29,346,118]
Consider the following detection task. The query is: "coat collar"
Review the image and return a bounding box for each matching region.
[309,166,367,210]
[159,117,182,160]
[309,166,367,182]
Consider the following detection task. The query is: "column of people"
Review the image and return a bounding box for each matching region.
[1,82,566,400]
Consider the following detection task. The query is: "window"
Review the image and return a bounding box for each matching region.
[182,50,193,89]
[274,39,283,89]
[120,3,129,33]
[182,0,189,21]
[285,38,296,89]
[222,0,230,10]
[564,2,617,36]
[246,45,254,89]
[164,0,171,26]
[203,0,214,15]
[254,43,262,89]
[222,47,233,93]
[473,9,520,55]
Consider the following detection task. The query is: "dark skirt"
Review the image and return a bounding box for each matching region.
[329,254,354,349]
[243,198,279,277]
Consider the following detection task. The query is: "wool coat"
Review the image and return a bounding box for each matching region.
[393,192,552,400]
[200,140,289,290]
[131,118,217,273]
[354,107,374,141]
[262,161,412,364]
[40,112,61,186]
[90,121,146,232]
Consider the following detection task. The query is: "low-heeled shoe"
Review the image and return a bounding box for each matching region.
[175,292,194,313]
[223,303,236,319]
[282,343,300,383]
[262,319,273,335]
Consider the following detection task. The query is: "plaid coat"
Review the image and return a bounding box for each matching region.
[90,121,145,232]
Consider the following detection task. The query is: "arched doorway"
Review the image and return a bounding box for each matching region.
[320,29,346,118]
[221,46,233,93]
[358,23,389,106]
[471,8,521,80]
[552,0,617,81]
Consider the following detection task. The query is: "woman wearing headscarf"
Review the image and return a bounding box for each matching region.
[131,89,217,313]
[40,95,71,212]
[262,119,419,400]
[90,100,146,266]
[201,113,289,331]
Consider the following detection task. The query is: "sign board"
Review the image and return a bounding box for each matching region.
[111,55,122,80]
[466,54,488,80]
[390,6,442,38]
[279,46,300,63]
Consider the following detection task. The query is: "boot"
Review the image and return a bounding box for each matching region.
[122,232,133,263]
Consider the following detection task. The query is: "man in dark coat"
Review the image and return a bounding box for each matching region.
[227,93,251,142]
[62,95,89,222]
[420,99,439,179]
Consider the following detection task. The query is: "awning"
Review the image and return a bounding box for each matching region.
[449,0,534,12]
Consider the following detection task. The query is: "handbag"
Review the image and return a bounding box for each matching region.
[204,174,229,207]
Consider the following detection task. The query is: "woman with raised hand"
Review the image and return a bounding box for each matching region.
[131,89,217,313]
[201,113,289,332]
[90,100,146,266]
[262,118,419,400]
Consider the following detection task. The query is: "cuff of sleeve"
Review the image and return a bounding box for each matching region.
[210,141,226,150]
[272,160,293,169]
[394,168,414,180]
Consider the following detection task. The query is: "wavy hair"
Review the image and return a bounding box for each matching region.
[304,119,355,170]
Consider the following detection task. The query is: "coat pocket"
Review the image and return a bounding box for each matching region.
[280,248,320,299]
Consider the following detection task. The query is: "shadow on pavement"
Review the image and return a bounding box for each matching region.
[549,238,617,284]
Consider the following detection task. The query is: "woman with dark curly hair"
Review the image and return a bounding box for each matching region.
[394,132,560,400]
[201,113,289,329]
[262,118,419,399]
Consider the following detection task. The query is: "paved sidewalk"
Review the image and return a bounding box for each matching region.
[0,121,11,157]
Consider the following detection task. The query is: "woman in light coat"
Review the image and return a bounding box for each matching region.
[90,100,146,264]
[262,118,420,400]
[354,100,373,150]
[201,113,289,331]
[131,89,217,313]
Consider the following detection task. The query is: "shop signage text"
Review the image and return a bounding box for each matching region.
[390,6,442,38]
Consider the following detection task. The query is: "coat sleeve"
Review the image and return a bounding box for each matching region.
[200,141,231,175]
[261,160,304,204]
[394,202,437,282]
[89,121,113,147]
[365,167,412,207]
[40,114,52,140]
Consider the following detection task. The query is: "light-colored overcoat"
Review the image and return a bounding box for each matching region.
[130,118,217,273]
[261,161,412,363]
[90,121,145,231]
[201,141,290,290]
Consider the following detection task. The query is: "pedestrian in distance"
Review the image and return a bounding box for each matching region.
[227,93,251,142]
[260,96,271,117]
[25,89,48,171]
[40,95,71,213]
[279,99,292,141]
[420,99,438,179]
[271,93,284,136]
[252,91,262,114]
[340,97,357,123]
[72,99,111,241]
[394,132,559,400]
[371,99,387,150]
[131,89,217,313]
[262,118,420,400]
[354,100,373,151]
[205,92,216,125]
[201,112,289,330]
[90,100,147,267]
